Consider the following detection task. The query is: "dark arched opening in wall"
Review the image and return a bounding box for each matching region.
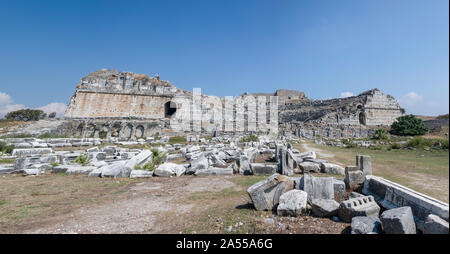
[164,101,177,118]
[359,112,366,125]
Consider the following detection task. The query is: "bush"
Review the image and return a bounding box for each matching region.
[441,139,449,149]
[99,130,107,139]
[373,129,388,140]
[390,115,428,136]
[390,143,402,149]
[136,149,167,171]
[406,136,434,149]
[5,109,47,122]
[74,154,88,165]
[48,112,57,118]
[0,141,14,154]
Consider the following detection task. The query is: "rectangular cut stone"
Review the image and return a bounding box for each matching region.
[247,173,294,211]
[194,167,233,176]
[363,175,449,230]
[357,155,372,176]
[301,174,334,203]
[249,163,278,175]
[338,196,380,223]
[12,148,53,157]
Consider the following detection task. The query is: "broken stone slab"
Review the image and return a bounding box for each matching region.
[351,216,382,234]
[154,162,186,177]
[14,155,58,170]
[102,146,117,155]
[23,168,45,175]
[72,142,94,147]
[188,156,209,174]
[66,166,97,175]
[194,167,233,176]
[320,163,345,175]
[301,174,334,203]
[344,166,364,189]
[299,161,320,173]
[12,148,53,157]
[102,150,152,178]
[130,169,153,178]
[311,199,340,217]
[86,147,100,153]
[247,173,294,211]
[338,196,380,223]
[48,143,72,148]
[97,160,126,177]
[356,154,372,176]
[423,214,449,234]
[165,153,183,161]
[0,165,15,174]
[304,158,328,164]
[380,206,417,234]
[280,146,293,176]
[297,151,316,160]
[333,179,346,202]
[277,190,308,217]
[51,165,69,173]
[88,152,106,161]
[208,155,227,168]
[362,175,449,231]
[249,163,278,175]
[12,143,33,148]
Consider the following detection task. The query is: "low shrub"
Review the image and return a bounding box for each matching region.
[74,154,88,165]
[373,129,388,140]
[241,134,259,143]
[0,141,14,154]
[406,136,434,149]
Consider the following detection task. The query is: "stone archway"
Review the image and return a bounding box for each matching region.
[111,122,122,137]
[75,123,84,137]
[122,123,133,139]
[164,101,177,118]
[359,112,366,125]
[135,125,145,138]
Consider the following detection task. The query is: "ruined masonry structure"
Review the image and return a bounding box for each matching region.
[63,69,404,139]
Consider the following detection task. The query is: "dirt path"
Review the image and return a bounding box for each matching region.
[21,176,237,234]
[301,143,335,158]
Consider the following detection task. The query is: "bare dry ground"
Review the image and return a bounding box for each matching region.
[0,173,349,234]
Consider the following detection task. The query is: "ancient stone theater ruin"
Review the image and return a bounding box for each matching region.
[62,69,404,139]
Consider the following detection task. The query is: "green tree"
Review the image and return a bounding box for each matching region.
[5,109,47,121]
[390,115,428,136]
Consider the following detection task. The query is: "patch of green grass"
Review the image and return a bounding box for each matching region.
[229,175,267,188]
[294,141,449,202]
[38,133,70,139]
[0,158,14,164]
[168,136,187,144]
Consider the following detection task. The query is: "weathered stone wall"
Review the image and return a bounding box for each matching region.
[65,91,174,119]
[64,69,404,139]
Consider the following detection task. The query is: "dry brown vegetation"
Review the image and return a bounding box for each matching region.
[0,173,349,234]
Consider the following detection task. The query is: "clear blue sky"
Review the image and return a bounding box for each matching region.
[0,0,448,116]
